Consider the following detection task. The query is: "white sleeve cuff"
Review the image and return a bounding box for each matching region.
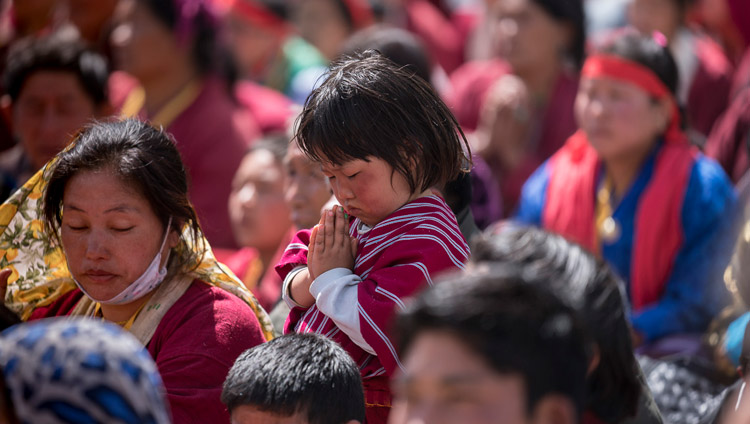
[282,266,308,309]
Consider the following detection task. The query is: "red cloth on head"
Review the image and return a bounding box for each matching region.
[544,56,697,310]
[342,0,374,30]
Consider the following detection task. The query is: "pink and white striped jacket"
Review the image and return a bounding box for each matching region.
[276,195,470,378]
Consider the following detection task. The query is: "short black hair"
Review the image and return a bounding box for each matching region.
[531,0,586,68]
[472,224,641,423]
[43,119,205,272]
[396,267,590,419]
[3,30,109,105]
[295,50,471,194]
[221,333,365,424]
[600,32,679,97]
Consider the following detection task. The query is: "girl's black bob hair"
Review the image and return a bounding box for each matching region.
[295,50,471,194]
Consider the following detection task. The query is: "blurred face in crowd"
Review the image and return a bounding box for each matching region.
[61,168,177,303]
[224,12,281,79]
[390,331,535,424]
[575,76,670,163]
[293,0,350,60]
[283,143,331,229]
[628,0,682,42]
[490,0,572,76]
[110,0,180,82]
[13,71,99,170]
[229,149,292,253]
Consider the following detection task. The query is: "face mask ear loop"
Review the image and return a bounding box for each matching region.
[158,216,173,256]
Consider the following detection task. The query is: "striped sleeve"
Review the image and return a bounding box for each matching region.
[356,222,470,375]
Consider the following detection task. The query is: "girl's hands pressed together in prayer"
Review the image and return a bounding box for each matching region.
[308,206,358,281]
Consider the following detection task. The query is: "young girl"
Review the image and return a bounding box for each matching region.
[275,50,472,423]
[515,33,737,351]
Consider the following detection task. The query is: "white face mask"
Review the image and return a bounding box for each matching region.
[71,217,173,305]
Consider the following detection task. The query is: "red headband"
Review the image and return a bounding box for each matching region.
[582,54,684,143]
[582,54,670,99]
[227,0,288,33]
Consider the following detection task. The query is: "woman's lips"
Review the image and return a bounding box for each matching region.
[83,270,116,283]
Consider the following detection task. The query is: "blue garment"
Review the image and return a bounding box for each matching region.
[0,318,172,424]
[516,146,738,342]
[725,312,750,367]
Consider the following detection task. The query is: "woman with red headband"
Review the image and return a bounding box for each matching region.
[515,33,738,349]
[222,0,328,104]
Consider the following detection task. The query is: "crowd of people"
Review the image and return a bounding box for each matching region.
[0,0,748,422]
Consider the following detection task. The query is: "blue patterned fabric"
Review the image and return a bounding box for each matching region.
[0,318,171,424]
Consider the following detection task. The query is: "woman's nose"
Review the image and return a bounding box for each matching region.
[84,232,110,260]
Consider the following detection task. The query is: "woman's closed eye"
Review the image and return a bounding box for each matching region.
[65,224,88,232]
[111,226,135,233]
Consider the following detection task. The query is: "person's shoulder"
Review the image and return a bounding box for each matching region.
[680,153,737,230]
[393,195,460,228]
[159,280,264,344]
[688,154,735,198]
[27,288,85,321]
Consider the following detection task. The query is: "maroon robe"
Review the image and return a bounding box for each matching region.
[109,72,259,248]
[704,86,750,183]
[448,59,579,215]
[685,36,734,137]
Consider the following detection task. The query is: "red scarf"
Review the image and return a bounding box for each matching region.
[543,55,697,311]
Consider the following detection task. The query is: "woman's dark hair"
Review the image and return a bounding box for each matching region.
[601,32,679,97]
[139,0,220,76]
[295,50,471,194]
[471,224,641,423]
[532,0,587,69]
[4,30,109,105]
[42,119,205,272]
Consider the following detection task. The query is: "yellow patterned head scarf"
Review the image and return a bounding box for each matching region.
[0,162,274,341]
